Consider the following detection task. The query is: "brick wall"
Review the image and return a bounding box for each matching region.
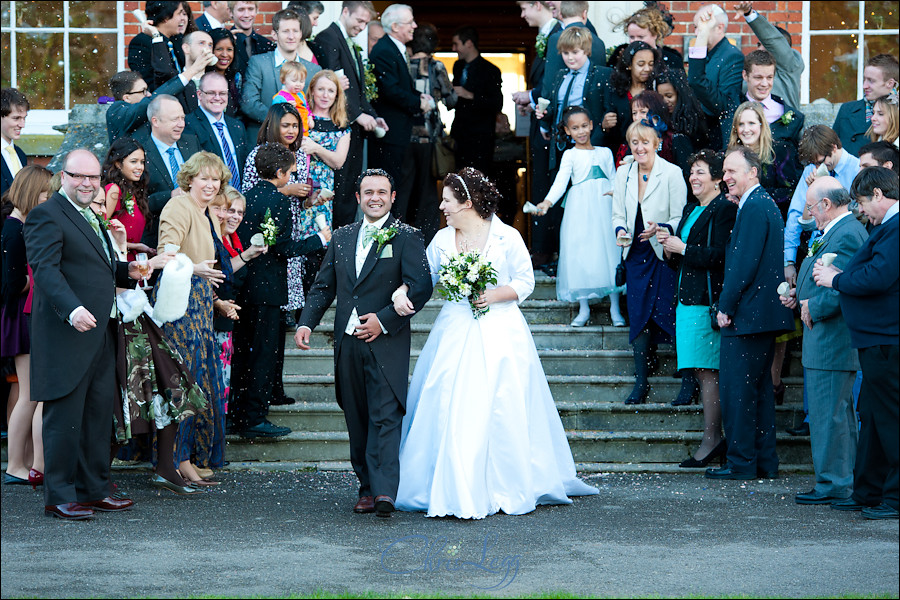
[121,1,284,64]
[665,1,804,56]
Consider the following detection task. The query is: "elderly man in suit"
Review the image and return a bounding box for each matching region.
[782,177,868,505]
[832,54,898,157]
[195,0,229,31]
[311,0,388,228]
[707,146,793,480]
[24,149,149,520]
[1,88,29,197]
[242,8,320,146]
[369,4,433,223]
[184,72,248,190]
[815,166,899,521]
[687,4,745,150]
[295,169,432,518]
[134,94,202,248]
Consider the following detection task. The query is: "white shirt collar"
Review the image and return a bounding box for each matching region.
[337,19,351,40]
[883,201,900,224]
[0,137,13,151]
[59,188,87,213]
[387,34,408,59]
[739,183,761,209]
[539,19,558,36]
[822,210,852,237]
[203,11,224,30]
[199,104,224,125]
[274,48,297,67]
[358,212,393,247]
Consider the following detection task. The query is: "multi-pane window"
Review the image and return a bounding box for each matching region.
[803,1,899,104]
[1,0,122,129]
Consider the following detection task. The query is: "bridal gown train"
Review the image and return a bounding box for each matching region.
[396,218,598,519]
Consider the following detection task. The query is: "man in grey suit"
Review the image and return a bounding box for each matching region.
[783,177,868,504]
[241,8,320,145]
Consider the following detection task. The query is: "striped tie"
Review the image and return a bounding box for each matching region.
[214,121,240,189]
[166,147,180,184]
[167,39,182,73]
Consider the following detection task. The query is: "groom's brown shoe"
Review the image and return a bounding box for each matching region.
[353,496,375,513]
[375,495,395,518]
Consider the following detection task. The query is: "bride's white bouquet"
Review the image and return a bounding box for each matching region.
[437,250,498,319]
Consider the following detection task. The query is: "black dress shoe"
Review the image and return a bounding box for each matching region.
[81,496,134,512]
[795,490,845,505]
[830,498,869,512]
[239,420,291,439]
[773,381,786,406]
[270,395,297,406]
[786,422,810,436]
[45,503,94,520]
[374,495,395,518]
[757,469,779,480]
[861,503,899,520]
[705,466,754,480]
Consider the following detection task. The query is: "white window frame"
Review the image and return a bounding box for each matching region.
[4,0,124,135]
[801,0,900,104]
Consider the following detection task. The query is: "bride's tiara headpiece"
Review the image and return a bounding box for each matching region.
[454,173,472,203]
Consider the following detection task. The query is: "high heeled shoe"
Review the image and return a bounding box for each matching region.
[28,469,44,489]
[3,473,29,485]
[149,474,204,496]
[773,381,786,406]
[679,439,727,468]
[186,478,221,487]
[624,381,650,405]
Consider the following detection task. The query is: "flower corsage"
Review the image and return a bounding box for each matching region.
[364,59,378,102]
[808,238,824,258]
[535,33,548,59]
[260,208,279,246]
[779,110,795,126]
[123,192,135,216]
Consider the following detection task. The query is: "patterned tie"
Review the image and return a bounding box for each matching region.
[80,207,103,239]
[167,39,182,73]
[3,145,22,176]
[166,147,180,183]
[214,121,240,189]
[363,224,378,247]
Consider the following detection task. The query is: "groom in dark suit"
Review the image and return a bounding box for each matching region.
[708,146,793,480]
[295,169,432,517]
[24,149,146,519]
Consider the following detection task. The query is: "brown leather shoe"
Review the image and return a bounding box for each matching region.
[81,496,134,512]
[375,495,395,518]
[353,495,375,513]
[45,503,94,520]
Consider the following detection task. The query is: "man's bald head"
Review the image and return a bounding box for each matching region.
[60,148,102,207]
[806,175,852,230]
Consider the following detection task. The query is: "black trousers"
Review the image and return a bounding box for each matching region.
[528,130,561,257]
[229,303,284,429]
[719,333,779,476]
[396,141,440,245]
[853,344,899,510]
[336,334,403,500]
[42,322,116,506]
[333,123,364,228]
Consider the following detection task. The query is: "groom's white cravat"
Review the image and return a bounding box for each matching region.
[345,214,392,336]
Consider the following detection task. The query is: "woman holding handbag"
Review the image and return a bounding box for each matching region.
[657,150,737,468]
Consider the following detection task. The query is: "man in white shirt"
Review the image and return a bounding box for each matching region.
[185,72,248,190]
[195,1,230,31]
[1,88,29,197]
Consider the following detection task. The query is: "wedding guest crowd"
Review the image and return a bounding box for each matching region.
[1,0,897,523]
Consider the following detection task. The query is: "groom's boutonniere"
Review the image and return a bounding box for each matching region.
[372,225,398,256]
[780,110,795,126]
[808,238,824,258]
[535,33,548,59]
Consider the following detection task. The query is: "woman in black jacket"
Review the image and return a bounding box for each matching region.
[657,150,737,468]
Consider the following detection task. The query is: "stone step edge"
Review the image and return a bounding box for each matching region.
[268,400,806,414]
[281,374,806,386]
[223,430,810,443]
[106,460,813,475]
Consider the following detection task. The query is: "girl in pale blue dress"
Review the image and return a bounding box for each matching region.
[536,106,625,327]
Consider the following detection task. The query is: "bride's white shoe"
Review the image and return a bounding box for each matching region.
[570,312,590,327]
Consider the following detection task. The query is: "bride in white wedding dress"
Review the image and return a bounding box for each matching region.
[392,168,598,519]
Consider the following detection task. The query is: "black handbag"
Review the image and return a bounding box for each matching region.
[705,216,720,331]
[615,247,626,287]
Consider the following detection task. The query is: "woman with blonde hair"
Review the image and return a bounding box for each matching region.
[727,101,800,215]
[867,94,899,147]
[2,165,52,487]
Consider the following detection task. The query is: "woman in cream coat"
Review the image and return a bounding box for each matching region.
[612,120,692,405]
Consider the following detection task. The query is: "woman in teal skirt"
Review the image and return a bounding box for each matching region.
[658,150,737,468]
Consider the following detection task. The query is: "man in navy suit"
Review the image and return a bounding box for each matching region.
[707,146,793,480]
[310,0,387,228]
[832,54,898,157]
[815,167,899,520]
[195,0,230,32]
[134,94,202,248]
[368,4,433,223]
[1,88,29,197]
[184,72,248,190]
[687,4,745,150]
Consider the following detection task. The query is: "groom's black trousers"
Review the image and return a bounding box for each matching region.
[336,333,403,500]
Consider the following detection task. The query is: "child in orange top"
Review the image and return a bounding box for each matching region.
[272,62,314,136]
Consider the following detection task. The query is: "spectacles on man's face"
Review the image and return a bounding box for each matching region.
[805,197,827,213]
[124,88,149,96]
[200,90,229,98]
[63,171,102,184]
